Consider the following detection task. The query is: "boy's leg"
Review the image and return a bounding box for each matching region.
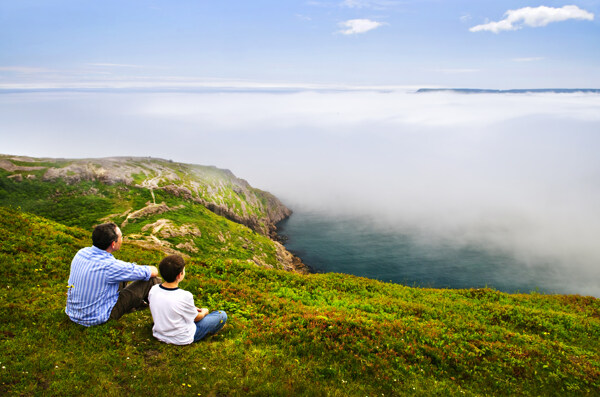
[193,311,228,342]
[109,277,161,321]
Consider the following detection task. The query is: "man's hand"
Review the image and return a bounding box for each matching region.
[194,307,209,322]
[148,265,159,278]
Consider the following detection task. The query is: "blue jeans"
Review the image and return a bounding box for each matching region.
[193,311,227,342]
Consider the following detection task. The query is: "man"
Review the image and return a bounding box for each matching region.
[65,222,160,326]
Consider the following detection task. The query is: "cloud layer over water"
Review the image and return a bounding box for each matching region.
[2,89,600,294]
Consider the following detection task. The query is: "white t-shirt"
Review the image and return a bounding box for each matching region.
[148,284,198,345]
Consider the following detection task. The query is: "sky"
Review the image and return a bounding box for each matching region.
[1,0,600,88]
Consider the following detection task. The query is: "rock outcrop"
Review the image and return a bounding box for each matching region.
[141,219,202,239]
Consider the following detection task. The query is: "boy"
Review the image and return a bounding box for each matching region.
[148,254,227,345]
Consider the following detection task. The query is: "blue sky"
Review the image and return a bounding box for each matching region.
[1,0,599,88]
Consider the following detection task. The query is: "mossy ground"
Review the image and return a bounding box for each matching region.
[1,206,599,396]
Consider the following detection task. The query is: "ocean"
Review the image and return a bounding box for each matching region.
[277,208,591,296]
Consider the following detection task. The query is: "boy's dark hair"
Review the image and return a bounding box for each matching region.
[159,254,186,283]
[92,223,119,250]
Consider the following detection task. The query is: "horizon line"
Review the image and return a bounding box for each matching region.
[1,82,599,94]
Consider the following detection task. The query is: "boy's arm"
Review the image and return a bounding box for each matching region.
[194,308,209,322]
[147,265,159,278]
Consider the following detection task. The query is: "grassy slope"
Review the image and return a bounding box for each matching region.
[0,169,280,267]
[0,155,285,226]
[1,206,599,396]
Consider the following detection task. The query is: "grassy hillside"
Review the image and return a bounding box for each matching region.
[0,155,303,271]
[1,206,599,396]
[0,155,289,232]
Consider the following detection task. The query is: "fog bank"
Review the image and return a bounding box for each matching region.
[2,89,599,294]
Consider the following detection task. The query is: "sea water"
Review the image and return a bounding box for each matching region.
[277,208,573,295]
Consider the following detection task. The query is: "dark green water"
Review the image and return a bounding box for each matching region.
[277,209,572,295]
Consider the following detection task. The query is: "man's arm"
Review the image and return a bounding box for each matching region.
[194,307,209,322]
[106,260,157,283]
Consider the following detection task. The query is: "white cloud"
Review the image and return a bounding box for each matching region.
[0,76,416,91]
[296,14,312,21]
[340,0,366,7]
[470,5,594,33]
[513,57,544,62]
[337,19,384,35]
[435,68,480,74]
[0,66,50,74]
[340,0,399,9]
[87,63,143,68]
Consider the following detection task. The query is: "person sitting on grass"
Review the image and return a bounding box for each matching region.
[65,222,160,327]
[148,254,227,345]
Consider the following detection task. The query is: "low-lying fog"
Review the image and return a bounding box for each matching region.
[2,89,599,295]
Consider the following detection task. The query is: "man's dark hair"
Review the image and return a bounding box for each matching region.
[159,254,186,283]
[92,222,119,250]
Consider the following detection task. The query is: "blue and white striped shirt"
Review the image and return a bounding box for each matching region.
[65,246,151,326]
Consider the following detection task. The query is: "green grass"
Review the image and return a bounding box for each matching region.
[121,200,279,266]
[4,159,71,169]
[0,172,280,267]
[0,173,146,227]
[0,155,286,229]
[1,206,599,396]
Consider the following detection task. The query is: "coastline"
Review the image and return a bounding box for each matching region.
[274,215,313,274]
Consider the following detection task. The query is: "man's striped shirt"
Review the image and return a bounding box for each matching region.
[65,246,151,326]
